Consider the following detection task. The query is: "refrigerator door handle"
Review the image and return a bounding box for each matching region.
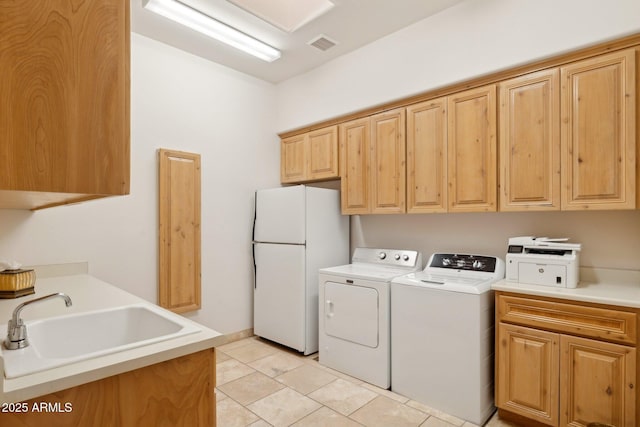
[252,191,257,242]
[252,242,257,289]
[252,191,257,288]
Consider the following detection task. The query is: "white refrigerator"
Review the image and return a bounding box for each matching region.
[252,185,349,355]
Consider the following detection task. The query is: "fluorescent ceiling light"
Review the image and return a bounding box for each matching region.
[143,0,281,62]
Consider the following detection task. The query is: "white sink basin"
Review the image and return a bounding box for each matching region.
[1,303,200,378]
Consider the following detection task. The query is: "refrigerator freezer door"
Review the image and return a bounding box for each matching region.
[255,185,305,244]
[254,242,306,352]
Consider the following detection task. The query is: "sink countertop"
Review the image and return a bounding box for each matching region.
[0,273,225,403]
[492,266,640,308]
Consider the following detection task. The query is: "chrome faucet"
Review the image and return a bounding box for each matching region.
[4,293,72,350]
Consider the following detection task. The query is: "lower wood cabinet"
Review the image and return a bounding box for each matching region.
[1,349,216,427]
[496,292,637,427]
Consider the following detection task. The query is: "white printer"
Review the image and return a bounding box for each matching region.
[506,236,581,288]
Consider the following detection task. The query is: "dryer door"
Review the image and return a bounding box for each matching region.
[323,282,379,348]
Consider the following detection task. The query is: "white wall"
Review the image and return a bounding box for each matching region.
[276,0,640,271]
[0,33,280,335]
[276,0,640,132]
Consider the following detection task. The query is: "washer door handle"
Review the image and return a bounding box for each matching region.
[325,299,334,318]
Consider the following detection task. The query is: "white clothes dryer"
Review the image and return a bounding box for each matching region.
[391,253,505,426]
[318,248,422,389]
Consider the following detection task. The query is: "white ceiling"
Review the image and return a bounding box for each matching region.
[131,0,466,83]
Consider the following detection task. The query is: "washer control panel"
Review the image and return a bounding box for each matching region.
[428,254,498,273]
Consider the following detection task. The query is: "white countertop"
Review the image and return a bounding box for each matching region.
[492,267,640,308]
[0,271,225,403]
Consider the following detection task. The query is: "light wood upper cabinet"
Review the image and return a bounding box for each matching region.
[0,1,130,210]
[499,69,561,211]
[370,109,406,214]
[340,118,371,214]
[560,48,636,210]
[280,126,339,184]
[339,109,406,214]
[308,126,340,180]
[280,134,307,183]
[447,85,497,212]
[406,98,448,213]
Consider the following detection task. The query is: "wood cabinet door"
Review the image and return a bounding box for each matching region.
[406,98,448,213]
[499,69,560,211]
[447,85,497,212]
[496,323,560,426]
[560,48,636,210]
[158,149,201,314]
[308,126,339,180]
[340,117,371,214]
[560,335,636,427]
[0,0,130,208]
[370,109,406,214]
[280,134,307,183]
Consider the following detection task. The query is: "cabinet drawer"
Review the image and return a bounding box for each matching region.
[497,294,637,345]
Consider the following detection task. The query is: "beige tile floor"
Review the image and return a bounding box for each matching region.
[216,336,520,427]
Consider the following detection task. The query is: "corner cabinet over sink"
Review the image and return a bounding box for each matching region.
[495,292,638,427]
[0,0,130,210]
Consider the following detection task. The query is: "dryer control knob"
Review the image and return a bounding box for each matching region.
[379,252,387,260]
[403,254,410,261]
[394,254,401,260]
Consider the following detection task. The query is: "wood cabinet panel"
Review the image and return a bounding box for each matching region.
[340,118,371,214]
[0,0,130,210]
[497,294,637,345]
[499,69,560,211]
[308,126,339,180]
[496,292,639,426]
[280,134,307,183]
[561,48,636,210]
[447,85,497,212]
[370,109,406,214]
[497,323,560,426]
[1,349,216,427]
[159,149,201,314]
[560,335,636,427]
[406,98,448,213]
[280,126,339,183]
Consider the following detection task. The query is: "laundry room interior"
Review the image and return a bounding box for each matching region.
[1,0,640,426]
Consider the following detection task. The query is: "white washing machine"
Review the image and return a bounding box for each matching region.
[391,253,505,426]
[319,248,422,389]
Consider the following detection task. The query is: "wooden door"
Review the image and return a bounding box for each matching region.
[308,126,339,180]
[340,117,371,214]
[499,69,560,211]
[560,335,636,427]
[406,98,448,213]
[560,48,636,210]
[280,134,307,183]
[158,149,202,314]
[370,109,406,214]
[496,323,560,426]
[447,85,497,212]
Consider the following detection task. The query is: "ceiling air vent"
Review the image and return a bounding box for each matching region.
[307,34,338,51]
